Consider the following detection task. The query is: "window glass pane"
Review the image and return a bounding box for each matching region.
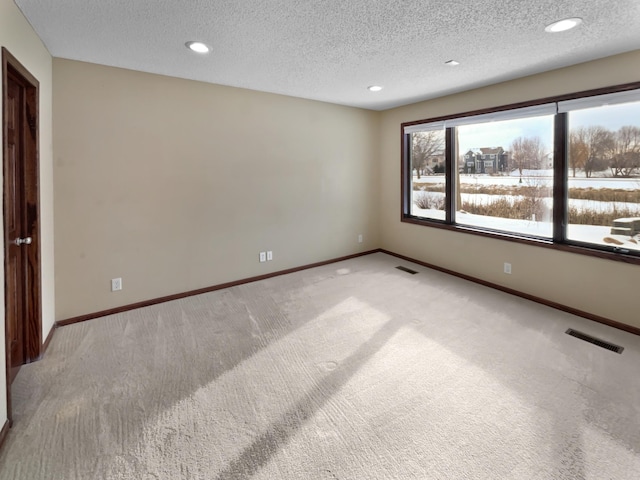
[410,130,446,220]
[454,115,555,237]
[566,101,640,252]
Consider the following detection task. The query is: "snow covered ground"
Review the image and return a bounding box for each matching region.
[410,205,639,251]
[409,170,640,252]
[412,190,639,215]
[414,170,640,190]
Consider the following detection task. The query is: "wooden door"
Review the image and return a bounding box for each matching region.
[5,70,27,382]
[2,48,42,422]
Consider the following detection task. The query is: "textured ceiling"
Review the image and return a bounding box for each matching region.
[15,0,640,110]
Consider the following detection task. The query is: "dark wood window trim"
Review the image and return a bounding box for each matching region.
[401,81,640,266]
[552,112,568,244]
[445,128,455,223]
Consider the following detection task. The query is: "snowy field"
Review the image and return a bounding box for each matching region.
[414,170,640,190]
[414,191,639,214]
[409,169,640,252]
[410,205,639,252]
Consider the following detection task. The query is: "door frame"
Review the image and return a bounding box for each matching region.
[2,47,42,424]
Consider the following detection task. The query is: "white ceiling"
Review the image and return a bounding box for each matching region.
[15,0,640,110]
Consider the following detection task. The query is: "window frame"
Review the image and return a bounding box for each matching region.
[400,81,640,266]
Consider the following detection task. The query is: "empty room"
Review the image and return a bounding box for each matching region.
[1,0,639,478]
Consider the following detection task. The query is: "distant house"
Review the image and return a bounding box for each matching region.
[428,151,445,173]
[417,151,445,175]
[463,147,509,174]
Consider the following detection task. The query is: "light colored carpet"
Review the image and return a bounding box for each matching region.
[1,252,639,479]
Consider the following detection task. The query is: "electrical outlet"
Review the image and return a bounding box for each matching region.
[267,251,273,261]
[111,277,122,291]
[259,252,267,263]
[503,262,512,274]
[358,234,363,243]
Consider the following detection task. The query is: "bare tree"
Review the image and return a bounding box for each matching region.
[411,131,445,179]
[569,130,588,178]
[610,126,640,177]
[570,126,614,178]
[521,175,552,222]
[509,136,546,182]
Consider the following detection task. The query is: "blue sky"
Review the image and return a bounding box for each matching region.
[569,101,640,131]
[457,100,640,155]
[458,116,554,155]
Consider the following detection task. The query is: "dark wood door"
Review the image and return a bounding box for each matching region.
[5,70,28,383]
[3,48,42,413]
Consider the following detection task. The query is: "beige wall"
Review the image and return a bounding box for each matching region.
[379,50,640,329]
[54,51,640,327]
[0,0,55,425]
[53,59,380,320]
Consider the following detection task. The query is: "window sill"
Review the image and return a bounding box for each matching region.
[401,215,640,266]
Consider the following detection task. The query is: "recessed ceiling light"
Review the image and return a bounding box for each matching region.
[186,41,210,53]
[445,60,460,66]
[545,17,583,33]
[367,85,383,92]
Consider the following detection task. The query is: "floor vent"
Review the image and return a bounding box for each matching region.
[396,266,418,275]
[565,329,624,354]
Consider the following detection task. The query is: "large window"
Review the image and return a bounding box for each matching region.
[454,113,555,238]
[402,84,640,261]
[563,94,640,253]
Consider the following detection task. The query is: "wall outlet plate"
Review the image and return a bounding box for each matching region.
[111,278,122,291]
[267,251,273,261]
[503,262,512,274]
[259,252,267,263]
